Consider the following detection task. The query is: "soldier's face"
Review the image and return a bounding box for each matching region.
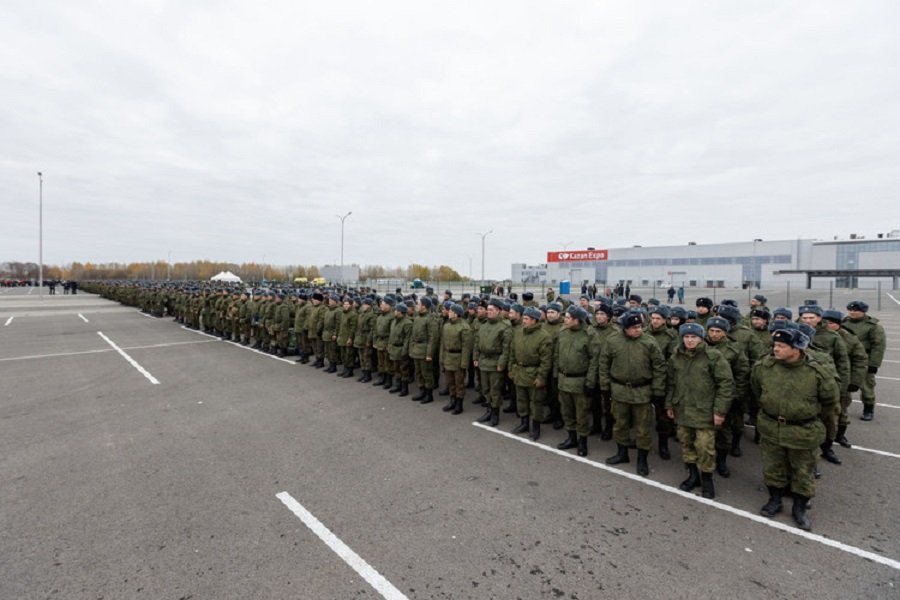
[595,312,609,325]
[343,302,352,311]
[546,309,560,323]
[486,305,500,319]
[563,313,577,329]
[847,309,865,320]
[579,298,589,308]
[697,306,710,315]
[751,316,768,330]
[522,315,538,328]
[800,313,820,327]
[826,320,840,332]
[682,334,702,350]
[628,300,639,308]
[707,328,727,343]
[773,341,802,362]
[477,307,486,318]
[650,315,666,330]
[624,324,643,338]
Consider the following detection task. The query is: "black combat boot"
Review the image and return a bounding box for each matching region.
[600,418,613,441]
[472,395,486,406]
[577,435,588,457]
[679,463,700,491]
[421,390,434,405]
[715,450,731,478]
[511,416,529,434]
[372,372,385,385]
[476,406,493,423]
[489,408,500,427]
[381,374,393,390]
[820,440,841,464]
[700,472,715,499]
[730,428,743,457]
[791,495,812,530]
[398,381,409,397]
[389,378,402,393]
[357,370,368,382]
[606,444,630,465]
[557,430,578,450]
[451,397,464,415]
[860,405,874,421]
[658,434,671,460]
[502,399,517,413]
[438,386,451,397]
[836,424,851,448]
[529,420,541,441]
[760,486,784,518]
[412,387,427,401]
[442,395,456,412]
[325,361,337,374]
[636,449,650,477]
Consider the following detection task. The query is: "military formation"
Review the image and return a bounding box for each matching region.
[84,281,887,532]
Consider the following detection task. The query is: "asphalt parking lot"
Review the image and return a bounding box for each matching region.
[1,286,899,599]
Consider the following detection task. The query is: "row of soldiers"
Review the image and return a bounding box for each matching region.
[86,282,886,530]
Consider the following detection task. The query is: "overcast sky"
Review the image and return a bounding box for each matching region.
[2,1,898,278]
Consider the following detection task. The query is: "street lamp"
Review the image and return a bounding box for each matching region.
[37,172,43,299]
[476,230,493,291]
[337,211,352,284]
[560,240,574,250]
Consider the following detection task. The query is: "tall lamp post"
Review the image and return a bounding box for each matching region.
[37,172,43,299]
[337,211,352,284]
[476,230,493,291]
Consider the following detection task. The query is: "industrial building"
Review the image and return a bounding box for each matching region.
[512,232,900,290]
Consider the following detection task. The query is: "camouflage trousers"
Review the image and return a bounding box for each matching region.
[760,439,818,498]
[559,390,591,436]
[838,393,852,427]
[325,341,340,365]
[612,401,654,450]
[312,338,325,361]
[297,330,311,356]
[393,356,411,383]
[677,426,716,473]
[715,402,746,452]
[355,345,372,371]
[479,369,504,409]
[414,358,435,390]
[445,369,466,399]
[821,404,839,441]
[376,349,389,374]
[860,371,876,407]
[342,344,356,368]
[515,384,545,421]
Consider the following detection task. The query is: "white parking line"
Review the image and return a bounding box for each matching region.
[78,313,89,323]
[852,399,899,410]
[97,331,160,385]
[276,491,409,600]
[887,292,900,306]
[0,339,215,363]
[180,326,295,364]
[853,445,900,459]
[876,375,900,381]
[3,316,13,326]
[473,422,900,572]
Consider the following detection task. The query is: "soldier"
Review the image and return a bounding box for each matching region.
[322,294,342,373]
[695,297,714,328]
[521,291,537,308]
[666,323,734,499]
[373,298,395,389]
[704,317,749,479]
[473,298,512,426]
[337,298,359,378]
[501,303,525,414]
[600,310,667,477]
[646,304,677,459]
[410,297,440,404]
[842,300,886,421]
[541,302,565,430]
[554,306,598,456]
[751,326,839,530]
[441,304,473,415]
[354,298,376,382]
[822,309,868,447]
[509,306,553,440]
[749,307,772,351]
[273,294,292,357]
[387,303,413,396]
[589,303,618,440]
[799,304,849,464]
[306,292,327,368]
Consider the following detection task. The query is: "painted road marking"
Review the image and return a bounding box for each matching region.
[78,313,89,323]
[853,445,900,459]
[0,339,215,363]
[180,326,295,364]
[276,491,409,600]
[97,331,160,385]
[4,316,13,326]
[886,292,900,306]
[852,399,899,410]
[473,422,900,572]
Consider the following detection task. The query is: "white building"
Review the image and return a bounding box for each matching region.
[320,264,360,284]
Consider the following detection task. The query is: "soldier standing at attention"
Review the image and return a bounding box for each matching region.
[704,317,750,479]
[441,304,473,415]
[842,301,886,422]
[307,292,328,368]
[509,306,553,441]
[273,293,292,357]
[321,294,342,373]
[666,322,733,499]
[354,298,376,383]
[589,303,618,440]
[337,298,359,378]
[554,306,597,456]
[822,309,867,448]
[600,310,667,477]
[387,303,413,396]
[410,297,440,404]
[695,297,714,328]
[751,326,839,530]
[647,304,678,460]
[542,302,565,430]
[293,294,311,362]
[474,298,512,427]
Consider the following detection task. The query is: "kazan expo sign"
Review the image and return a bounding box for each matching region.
[547,249,608,262]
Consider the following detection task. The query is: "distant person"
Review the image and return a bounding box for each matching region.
[666,285,675,303]
[677,286,685,304]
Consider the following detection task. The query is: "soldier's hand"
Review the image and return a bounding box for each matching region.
[533,378,545,389]
[496,365,504,373]
[848,384,860,392]
[713,414,725,427]
[868,366,878,374]
[425,356,432,362]
[666,408,674,420]
[473,360,479,368]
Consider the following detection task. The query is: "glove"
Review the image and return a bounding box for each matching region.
[848,384,860,392]
[868,366,878,374]
[584,382,595,395]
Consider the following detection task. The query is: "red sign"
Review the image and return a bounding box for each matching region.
[547,249,608,262]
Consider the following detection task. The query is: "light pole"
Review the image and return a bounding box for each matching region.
[337,211,352,284]
[476,230,493,291]
[37,172,43,299]
[560,240,573,250]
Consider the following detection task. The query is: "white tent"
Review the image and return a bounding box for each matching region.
[210,270,242,283]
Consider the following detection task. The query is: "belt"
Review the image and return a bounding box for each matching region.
[560,371,587,378]
[610,376,650,387]
[762,410,817,426]
[447,349,461,353]
[516,362,539,368]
